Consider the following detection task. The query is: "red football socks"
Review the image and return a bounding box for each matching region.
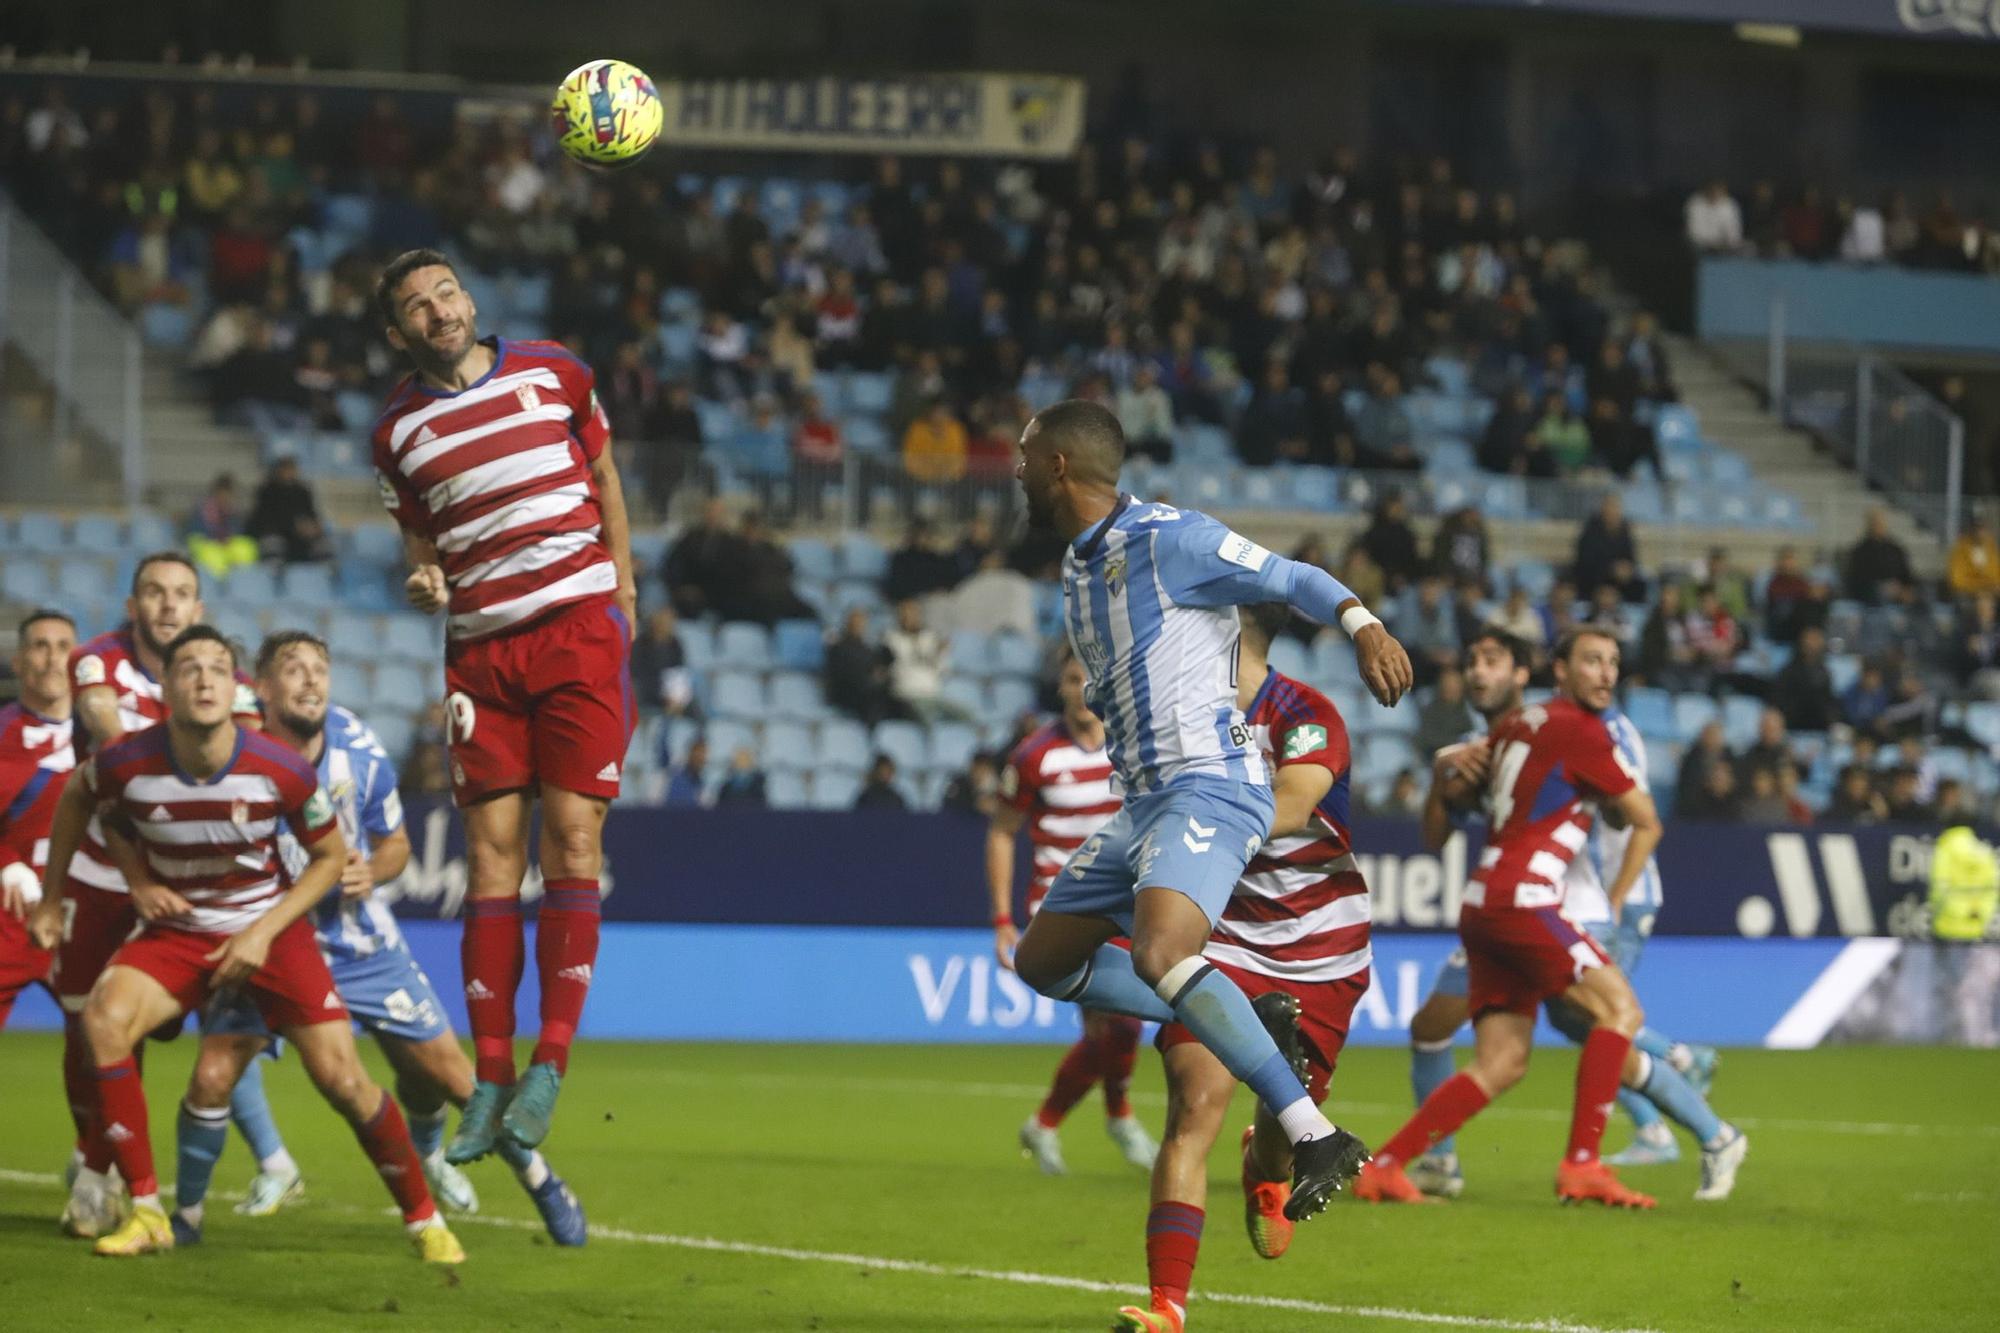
[1036,1036,1101,1128]
[92,1057,156,1198]
[1099,1018,1142,1120]
[1377,1071,1492,1170]
[64,1016,111,1170]
[462,896,524,1085]
[350,1091,436,1225]
[531,880,601,1075]
[1144,1202,1204,1315]
[1566,1028,1633,1165]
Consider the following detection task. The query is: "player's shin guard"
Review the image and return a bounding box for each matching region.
[175,1102,230,1218]
[1099,1018,1142,1119]
[94,1058,158,1200]
[1566,1029,1632,1165]
[1045,944,1176,1023]
[462,896,525,1085]
[1155,958,1322,1137]
[531,880,600,1074]
[1633,1052,1723,1144]
[1037,1035,1102,1129]
[350,1092,436,1225]
[1377,1072,1490,1169]
[1410,1041,1459,1156]
[230,1058,290,1169]
[62,1014,99,1158]
[1144,1202,1203,1320]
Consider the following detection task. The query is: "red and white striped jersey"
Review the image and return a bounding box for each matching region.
[67,627,261,896]
[372,338,617,642]
[1001,719,1120,912]
[84,725,336,935]
[1463,697,1637,913]
[0,704,74,877]
[1206,670,1372,984]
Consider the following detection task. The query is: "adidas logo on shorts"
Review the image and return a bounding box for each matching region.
[557,964,594,985]
[596,761,620,781]
[105,1121,133,1143]
[465,979,494,999]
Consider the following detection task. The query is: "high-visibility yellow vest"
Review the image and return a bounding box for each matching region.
[1929,827,1999,942]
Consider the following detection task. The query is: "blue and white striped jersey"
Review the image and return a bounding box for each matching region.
[278,704,408,960]
[1060,497,1291,796]
[1590,706,1664,920]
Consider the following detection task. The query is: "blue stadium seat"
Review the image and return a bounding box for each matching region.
[657,717,701,767]
[1314,634,1358,685]
[871,720,927,772]
[715,622,772,670]
[678,622,715,671]
[947,629,992,675]
[1,560,52,604]
[662,286,702,321]
[1623,686,1674,738]
[816,720,871,773]
[1827,653,1861,695]
[1175,424,1233,466]
[1966,703,2000,750]
[845,372,893,415]
[1645,740,1680,794]
[70,515,121,552]
[369,712,414,762]
[1930,747,1973,785]
[788,538,835,579]
[384,617,437,664]
[140,303,195,348]
[223,564,281,605]
[1509,559,1556,599]
[842,417,890,452]
[811,771,861,810]
[761,722,816,770]
[767,671,825,722]
[372,664,427,710]
[774,619,826,671]
[1722,695,1764,748]
[207,606,264,653]
[125,513,176,552]
[913,773,948,811]
[767,772,811,809]
[704,719,757,761]
[1654,405,1700,450]
[282,564,337,604]
[929,721,981,772]
[837,534,888,582]
[989,632,1041,679]
[12,513,63,551]
[348,525,404,568]
[940,676,986,720]
[1266,636,1311,683]
[1674,693,1719,737]
[988,678,1037,724]
[659,322,698,367]
[831,580,885,620]
[1367,698,1420,736]
[1358,733,1419,785]
[1239,470,1282,509]
[711,674,767,719]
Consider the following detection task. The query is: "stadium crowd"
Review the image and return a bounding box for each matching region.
[1685,177,2000,274]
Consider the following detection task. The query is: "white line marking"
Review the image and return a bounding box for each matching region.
[0,1169,1658,1333]
[640,1068,2000,1138]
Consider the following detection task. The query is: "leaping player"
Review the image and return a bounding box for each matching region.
[168,631,587,1247]
[1009,400,1412,1225]
[371,248,638,1162]
[0,610,77,1032]
[991,655,1156,1176]
[28,626,463,1262]
[1114,603,1374,1333]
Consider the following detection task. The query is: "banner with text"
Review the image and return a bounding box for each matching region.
[656,73,1085,158]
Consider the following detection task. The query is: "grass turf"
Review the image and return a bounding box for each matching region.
[0,1034,1994,1331]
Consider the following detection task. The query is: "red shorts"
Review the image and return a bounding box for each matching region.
[0,910,55,1030]
[108,916,348,1032]
[443,597,636,806]
[1460,907,1611,1019]
[54,882,139,1008]
[1156,961,1370,1103]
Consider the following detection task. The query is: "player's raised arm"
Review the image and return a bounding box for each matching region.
[1162,518,1413,707]
[1420,738,1487,853]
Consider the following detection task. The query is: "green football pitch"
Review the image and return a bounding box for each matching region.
[0,1034,1994,1332]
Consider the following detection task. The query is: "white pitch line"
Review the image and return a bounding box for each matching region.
[0,1169,1659,1333]
[640,1067,2000,1138]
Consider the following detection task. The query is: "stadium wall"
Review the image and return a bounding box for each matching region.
[1697,256,2000,355]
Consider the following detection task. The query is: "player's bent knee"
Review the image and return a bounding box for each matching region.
[189,1054,241,1108]
[1129,940,1191,990]
[81,996,138,1063]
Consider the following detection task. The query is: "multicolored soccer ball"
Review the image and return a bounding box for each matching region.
[551,59,663,168]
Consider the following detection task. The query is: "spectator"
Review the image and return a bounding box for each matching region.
[1771,626,1838,731]
[1637,582,1699,691]
[854,754,908,810]
[1489,585,1546,652]
[695,309,752,403]
[715,747,768,807]
[1883,767,1933,825]
[953,515,1001,582]
[825,608,904,727]
[631,607,697,717]
[1826,764,1887,824]
[1362,769,1426,819]
[1359,493,1424,593]
[1682,759,1741,820]
[664,738,712,808]
[943,546,1038,639]
[1478,386,1537,475]
[1430,507,1490,592]
[814,267,864,365]
[1685,180,1744,253]
[1737,708,1798,783]
[1236,360,1309,466]
[1624,311,1677,403]
[1934,778,1975,826]
[942,752,1003,818]
[1878,670,1936,742]
[1839,195,1887,263]
[1842,662,1892,735]
[885,519,961,603]
[767,311,815,398]
[1959,594,2000,699]
[400,700,452,799]
[1777,765,1814,825]
[1947,514,2000,600]
[1686,585,1742,682]
[1585,340,1642,418]
[1845,509,1914,604]
[1572,494,1637,598]
[1738,765,1792,824]
[902,397,969,484]
[1117,362,1176,463]
[662,498,740,618]
[1416,666,1476,758]
[1535,392,1591,474]
[1303,369,1357,467]
[885,599,951,722]
[792,390,845,468]
[636,381,701,520]
[244,456,332,566]
[1397,576,1460,687]
[1541,578,1580,647]
[1585,583,1635,651]
[1762,546,1817,643]
[1676,722,1731,812]
[1354,369,1419,469]
[1705,546,1753,623]
[722,510,817,626]
[183,473,259,580]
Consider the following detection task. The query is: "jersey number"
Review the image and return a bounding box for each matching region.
[1485,738,1531,830]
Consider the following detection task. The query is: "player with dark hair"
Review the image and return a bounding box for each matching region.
[1010,399,1411,1228]
[372,247,638,1161]
[167,630,586,1247]
[1,610,77,1030]
[1114,602,1373,1333]
[994,654,1156,1176]
[55,552,265,1237]
[28,626,463,1261]
[1355,627,1665,1208]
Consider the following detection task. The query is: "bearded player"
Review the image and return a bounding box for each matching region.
[371,248,638,1162]
[0,610,77,1031]
[28,626,463,1262]
[169,630,587,1248]
[1114,603,1372,1333]
[56,552,265,1237]
[994,656,1156,1177]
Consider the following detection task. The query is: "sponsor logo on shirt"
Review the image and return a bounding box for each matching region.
[1217,532,1271,572]
[1282,724,1328,761]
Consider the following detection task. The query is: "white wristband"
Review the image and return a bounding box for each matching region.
[0,861,40,907]
[1340,606,1382,638]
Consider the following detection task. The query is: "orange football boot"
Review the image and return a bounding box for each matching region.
[1556,1159,1657,1209]
[1240,1127,1294,1259]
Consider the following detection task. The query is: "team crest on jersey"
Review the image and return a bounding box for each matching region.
[303,788,333,826]
[230,800,249,825]
[1103,555,1127,599]
[74,654,106,688]
[516,384,541,411]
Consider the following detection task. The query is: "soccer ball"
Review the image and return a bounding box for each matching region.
[550,59,663,168]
